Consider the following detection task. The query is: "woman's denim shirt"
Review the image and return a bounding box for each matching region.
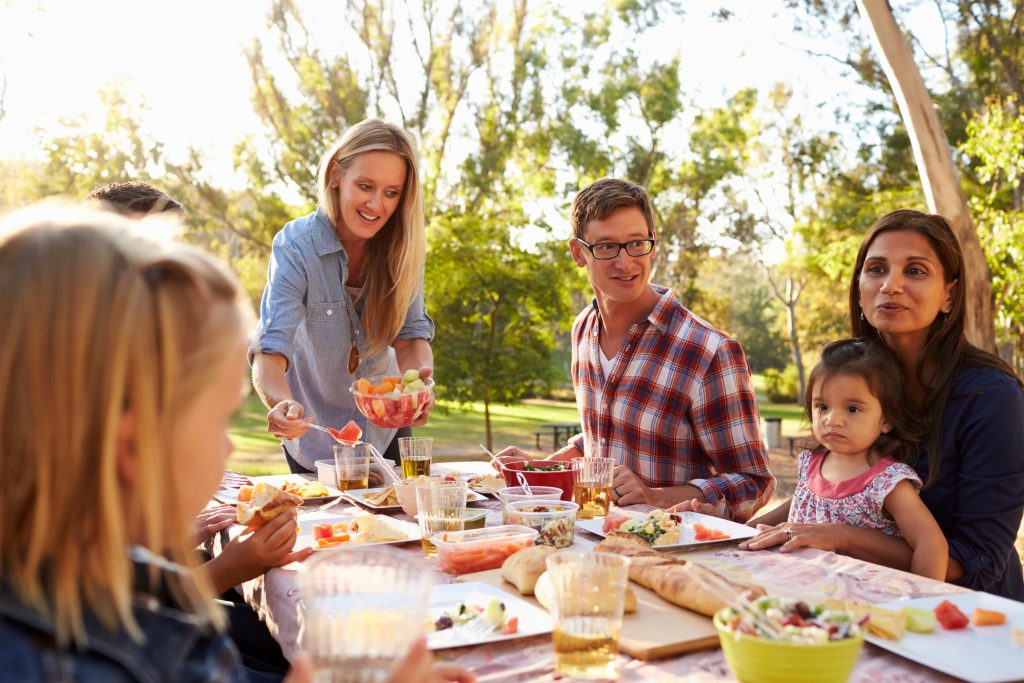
[0,550,247,683]
[250,208,435,470]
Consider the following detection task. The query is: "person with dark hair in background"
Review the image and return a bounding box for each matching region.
[86,180,186,217]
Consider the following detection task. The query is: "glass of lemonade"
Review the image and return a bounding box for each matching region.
[545,551,630,680]
[398,436,433,479]
[571,456,614,518]
[415,479,466,557]
[299,547,432,682]
[334,443,371,491]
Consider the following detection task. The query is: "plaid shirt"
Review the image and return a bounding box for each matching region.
[568,286,775,522]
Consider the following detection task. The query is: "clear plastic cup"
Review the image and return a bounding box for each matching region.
[398,436,433,479]
[546,551,631,680]
[415,479,466,557]
[571,456,615,518]
[299,547,433,682]
[334,443,371,491]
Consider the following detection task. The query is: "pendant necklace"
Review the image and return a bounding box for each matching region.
[344,292,361,374]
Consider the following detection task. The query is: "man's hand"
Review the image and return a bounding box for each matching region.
[610,467,705,509]
[267,399,313,440]
[492,446,531,472]
[667,499,721,516]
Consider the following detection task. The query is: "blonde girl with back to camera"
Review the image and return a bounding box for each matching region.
[0,203,256,680]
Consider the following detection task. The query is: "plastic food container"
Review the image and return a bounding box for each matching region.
[495,486,564,524]
[431,525,538,575]
[314,459,337,487]
[498,460,573,500]
[505,499,578,548]
[350,374,435,429]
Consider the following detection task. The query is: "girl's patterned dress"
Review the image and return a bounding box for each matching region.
[789,446,921,536]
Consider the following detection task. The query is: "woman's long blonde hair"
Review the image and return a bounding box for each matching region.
[0,203,244,646]
[316,119,426,357]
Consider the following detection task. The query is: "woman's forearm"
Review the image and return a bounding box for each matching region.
[838,524,915,571]
[252,352,292,409]
[749,499,791,527]
[394,338,433,372]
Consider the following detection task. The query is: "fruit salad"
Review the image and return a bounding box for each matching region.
[351,370,433,428]
[721,596,866,643]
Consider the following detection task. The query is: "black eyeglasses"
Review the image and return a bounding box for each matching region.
[576,238,655,260]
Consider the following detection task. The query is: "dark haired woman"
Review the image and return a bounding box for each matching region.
[737,210,1024,600]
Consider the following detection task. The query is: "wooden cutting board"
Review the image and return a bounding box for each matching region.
[456,566,720,660]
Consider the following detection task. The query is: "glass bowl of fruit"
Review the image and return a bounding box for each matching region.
[350,370,435,429]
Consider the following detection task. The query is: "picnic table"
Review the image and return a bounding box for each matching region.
[534,422,581,450]
[208,462,973,682]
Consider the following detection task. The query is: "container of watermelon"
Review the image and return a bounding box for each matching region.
[350,371,435,429]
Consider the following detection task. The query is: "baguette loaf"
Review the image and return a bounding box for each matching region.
[596,532,763,617]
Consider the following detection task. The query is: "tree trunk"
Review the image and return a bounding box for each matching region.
[484,391,493,454]
[856,0,996,351]
[785,278,806,401]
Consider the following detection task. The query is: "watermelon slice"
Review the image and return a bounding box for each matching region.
[328,420,363,444]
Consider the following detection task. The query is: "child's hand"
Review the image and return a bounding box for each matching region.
[739,522,843,553]
[192,504,238,545]
[221,508,312,582]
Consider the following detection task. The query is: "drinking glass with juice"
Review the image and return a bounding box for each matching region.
[398,436,432,479]
[571,456,614,518]
[334,442,371,491]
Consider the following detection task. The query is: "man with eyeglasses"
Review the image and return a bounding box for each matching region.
[498,178,775,522]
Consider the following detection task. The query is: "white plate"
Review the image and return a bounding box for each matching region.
[427,582,553,650]
[464,475,506,497]
[574,510,757,550]
[295,511,420,550]
[214,474,343,506]
[868,592,1024,683]
[343,486,487,510]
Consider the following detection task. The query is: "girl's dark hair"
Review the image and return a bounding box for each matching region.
[804,338,921,465]
[848,210,1022,486]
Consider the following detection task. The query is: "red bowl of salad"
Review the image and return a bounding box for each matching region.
[498,459,574,501]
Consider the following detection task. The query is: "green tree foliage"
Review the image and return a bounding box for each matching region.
[962,97,1024,369]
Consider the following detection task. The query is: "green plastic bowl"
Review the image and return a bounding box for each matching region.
[714,610,864,683]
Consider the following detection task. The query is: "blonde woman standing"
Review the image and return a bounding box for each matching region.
[251,119,435,472]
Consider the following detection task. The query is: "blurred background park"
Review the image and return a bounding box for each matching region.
[1,0,1021,524]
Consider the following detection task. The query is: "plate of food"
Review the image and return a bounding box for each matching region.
[465,474,506,496]
[575,509,757,550]
[860,592,1024,683]
[344,483,487,510]
[296,511,421,550]
[427,582,552,650]
[215,475,343,506]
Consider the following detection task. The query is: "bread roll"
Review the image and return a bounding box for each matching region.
[236,483,302,528]
[500,545,555,595]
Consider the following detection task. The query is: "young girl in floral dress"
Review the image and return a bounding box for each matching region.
[774,339,947,580]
